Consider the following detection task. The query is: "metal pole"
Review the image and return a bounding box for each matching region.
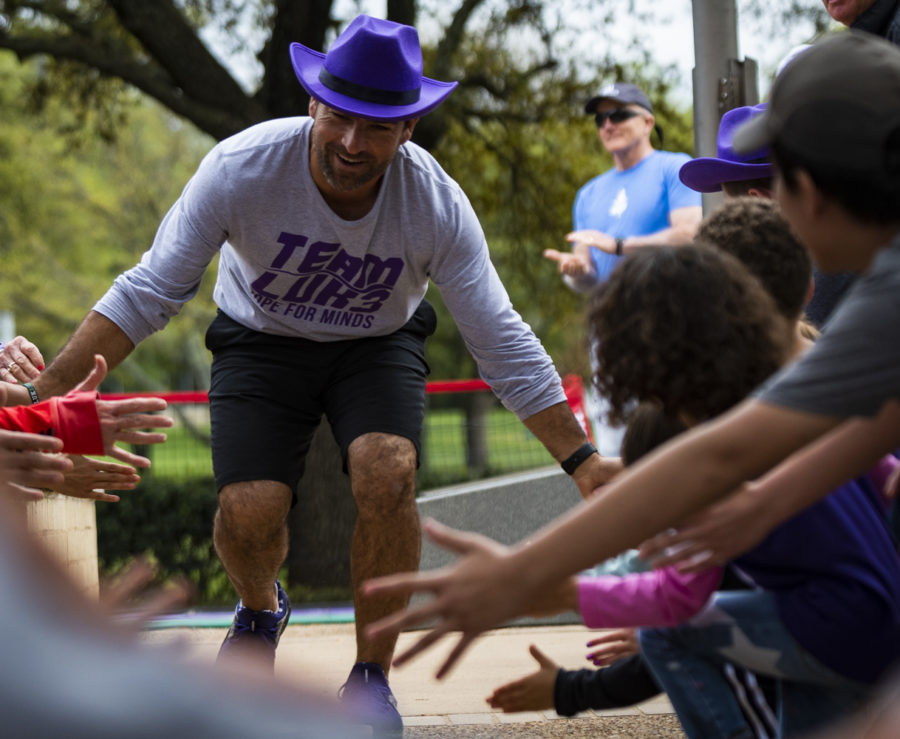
[691,0,745,214]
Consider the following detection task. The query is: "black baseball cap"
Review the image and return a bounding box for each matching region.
[734,31,900,184]
[585,82,654,115]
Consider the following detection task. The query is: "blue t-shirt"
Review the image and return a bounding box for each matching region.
[573,150,700,281]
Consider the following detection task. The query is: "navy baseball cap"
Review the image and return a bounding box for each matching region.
[585,82,653,115]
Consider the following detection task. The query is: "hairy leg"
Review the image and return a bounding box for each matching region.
[348,432,420,675]
[213,480,293,611]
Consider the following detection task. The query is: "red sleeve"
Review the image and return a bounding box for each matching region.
[0,392,103,455]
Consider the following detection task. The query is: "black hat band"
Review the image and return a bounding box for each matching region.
[319,67,420,106]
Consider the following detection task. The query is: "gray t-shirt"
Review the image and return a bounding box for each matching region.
[757,232,900,418]
[95,117,563,419]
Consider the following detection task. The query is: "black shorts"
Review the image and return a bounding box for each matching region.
[205,302,436,501]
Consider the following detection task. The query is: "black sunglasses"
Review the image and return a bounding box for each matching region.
[594,109,643,127]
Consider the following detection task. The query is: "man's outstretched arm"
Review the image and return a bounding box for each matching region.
[33,312,135,399]
[521,401,623,498]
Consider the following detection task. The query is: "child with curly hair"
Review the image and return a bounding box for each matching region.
[364,34,900,738]
[583,245,900,737]
[489,404,778,738]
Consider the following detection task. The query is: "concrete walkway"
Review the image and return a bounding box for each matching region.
[143,621,677,732]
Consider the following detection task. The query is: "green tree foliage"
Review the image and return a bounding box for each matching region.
[428,59,696,378]
[0,55,216,389]
[0,0,829,382]
[0,0,831,595]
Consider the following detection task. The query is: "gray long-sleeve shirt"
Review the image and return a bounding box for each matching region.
[95,117,564,419]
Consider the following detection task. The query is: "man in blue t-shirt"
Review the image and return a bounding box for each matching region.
[544,82,702,289]
[545,83,702,456]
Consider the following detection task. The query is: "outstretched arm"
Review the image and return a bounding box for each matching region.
[363,397,839,677]
[640,399,900,570]
[521,401,624,498]
[33,312,134,400]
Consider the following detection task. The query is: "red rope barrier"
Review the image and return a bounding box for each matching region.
[101,374,593,439]
[101,380,492,404]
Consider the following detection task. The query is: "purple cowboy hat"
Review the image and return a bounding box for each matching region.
[290,15,457,121]
[679,104,774,192]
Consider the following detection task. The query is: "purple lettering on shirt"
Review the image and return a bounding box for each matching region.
[272,232,309,269]
[283,273,328,303]
[296,241,341,273]
[326,250,363,283]
[312,278,360,309]
[258,232,406,322]
[351,288,391,313]
[352,255,404,289]
[250,272,280,300]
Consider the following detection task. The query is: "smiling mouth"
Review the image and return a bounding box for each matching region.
[334,151,371,167]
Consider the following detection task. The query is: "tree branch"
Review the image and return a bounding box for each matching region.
[0,32,255,139]
[434,0,485,79]
[106,0,262,117]
[386,0,416,26]
[254,0,333,119]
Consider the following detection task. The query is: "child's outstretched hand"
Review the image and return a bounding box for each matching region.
[486,644,558,713]
[585,627,640,666]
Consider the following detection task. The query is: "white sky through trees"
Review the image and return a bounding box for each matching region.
[201,0,833,108]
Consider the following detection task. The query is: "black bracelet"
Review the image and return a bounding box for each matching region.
[561,442,598,475]
[615,237,624,256]
[23,382,39,405]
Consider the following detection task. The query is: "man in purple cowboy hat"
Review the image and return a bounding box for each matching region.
[28,14,616,735]
[678,104,775,198]
[679,102,854,327]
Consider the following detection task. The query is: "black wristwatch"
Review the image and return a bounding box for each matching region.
[615,237,624,256]
[561,442,598,475]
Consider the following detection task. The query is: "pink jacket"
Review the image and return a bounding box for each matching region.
[577,566,723,629]
[577,456,899,630]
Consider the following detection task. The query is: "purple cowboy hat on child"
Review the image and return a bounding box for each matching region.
[289,15,457,121]
[679,103,774,192]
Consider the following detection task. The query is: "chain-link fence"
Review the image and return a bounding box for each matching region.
[108,376,592,492]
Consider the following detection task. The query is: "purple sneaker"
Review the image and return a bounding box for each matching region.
[339,662,403,737]
[217,580,291,670]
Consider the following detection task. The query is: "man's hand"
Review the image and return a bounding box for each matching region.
[572,453,624,499]
[486,644,558,713]
[49,455,141,503]
[0,429,71,498]
[543,248,593,277]
[364,519,528,679]
[638,483,772,572]
[565,229,617,254]
[585,627,640,666]
[0,336,44,385]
